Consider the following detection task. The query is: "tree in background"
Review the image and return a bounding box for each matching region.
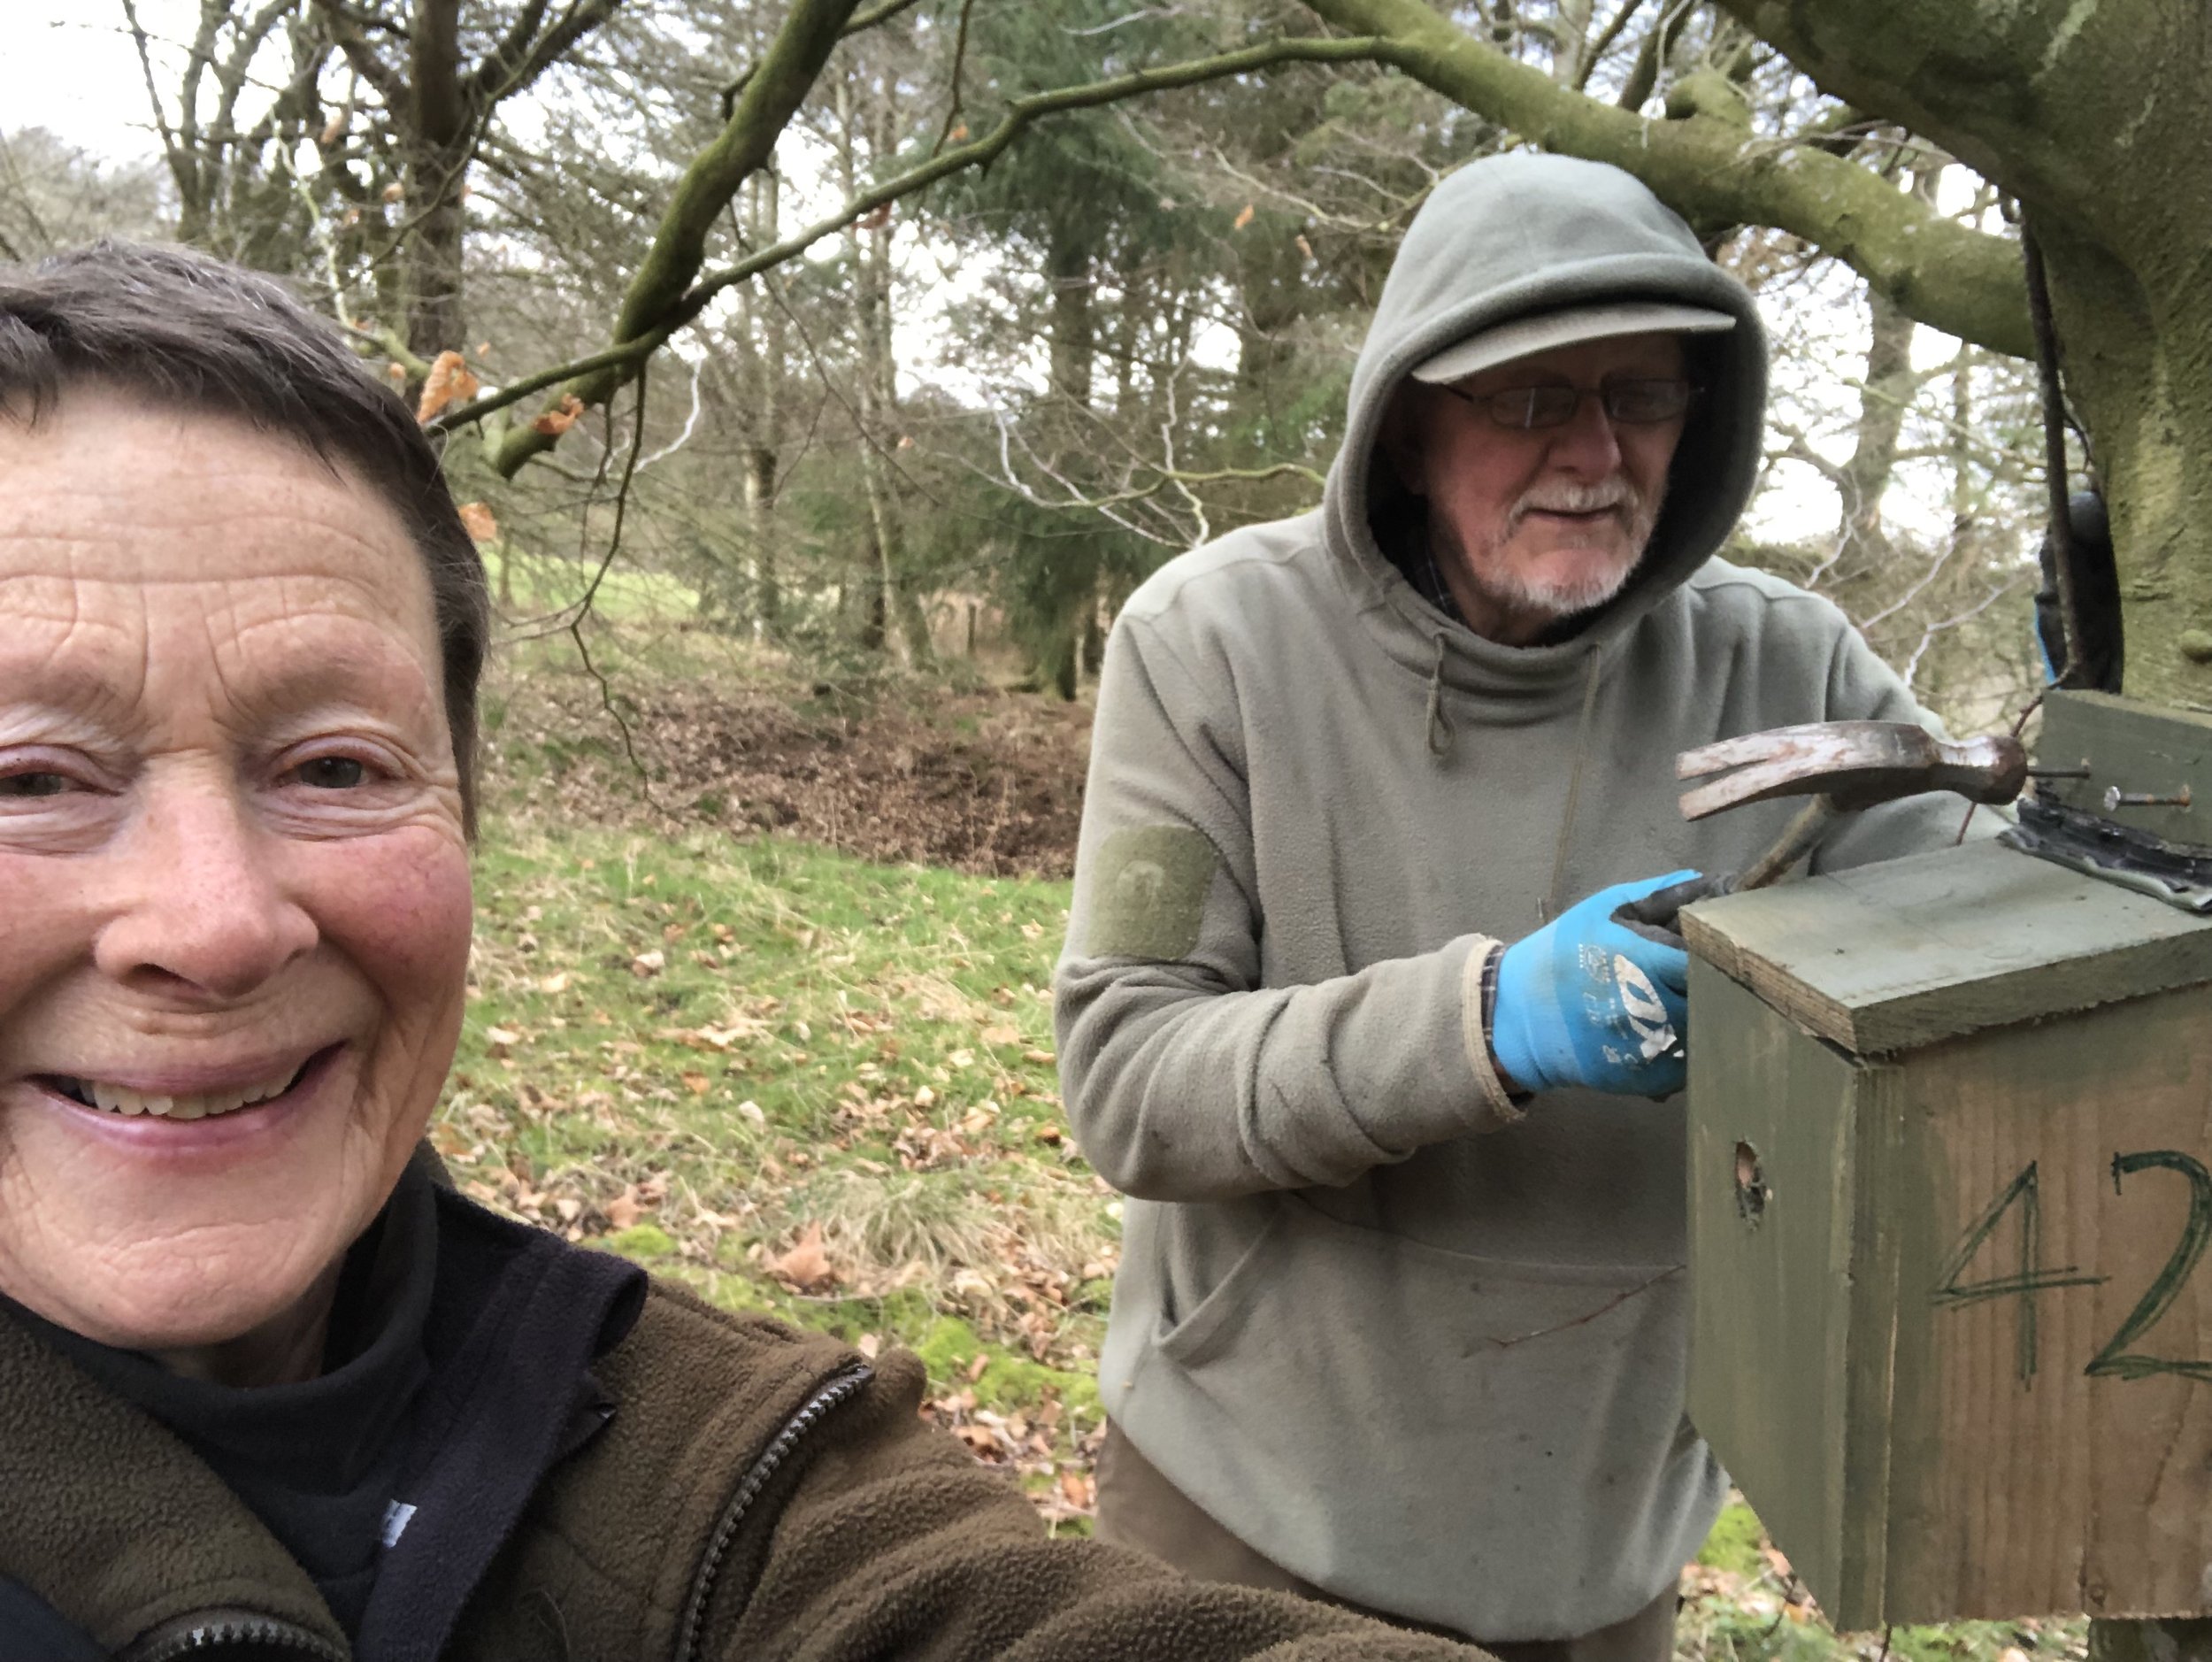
[27,0,2201,722]
[0,128,166,260]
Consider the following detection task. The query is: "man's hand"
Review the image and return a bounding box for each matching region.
[1490,872,1697,1098]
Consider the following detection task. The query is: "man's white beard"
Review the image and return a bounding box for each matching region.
[1449,473,1669,622]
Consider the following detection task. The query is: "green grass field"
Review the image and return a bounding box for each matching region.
[450,779,2087,1656]
[442,812,1111,1525]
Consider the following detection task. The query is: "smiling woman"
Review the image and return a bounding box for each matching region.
[0,246,1486,1661]
[0,387,475,1376]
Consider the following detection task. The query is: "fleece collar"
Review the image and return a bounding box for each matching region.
[0,1186,645,1659]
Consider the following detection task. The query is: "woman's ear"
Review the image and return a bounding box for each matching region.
[1377,383,1428,496]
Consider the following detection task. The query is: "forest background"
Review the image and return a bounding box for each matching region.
[3,4,2081,1659]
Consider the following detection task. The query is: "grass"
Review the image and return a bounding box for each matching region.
[1679,1499,2085,1662]
[449,713,2093,1644]
[486,550,702,625]
[439,810,1111,1525]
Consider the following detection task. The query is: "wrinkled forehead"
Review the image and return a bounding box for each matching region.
[0,389,445,717]
[0,388,438,635]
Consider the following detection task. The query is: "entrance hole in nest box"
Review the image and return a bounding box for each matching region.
[1733,1141,1768,1226]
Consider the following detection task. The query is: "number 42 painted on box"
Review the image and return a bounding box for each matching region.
[1932,1152,2212,1387]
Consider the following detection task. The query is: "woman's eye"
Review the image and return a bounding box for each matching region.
[294,757,369,790]
[0,771,70,799]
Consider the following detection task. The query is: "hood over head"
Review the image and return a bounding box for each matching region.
[1327,151,1769,666]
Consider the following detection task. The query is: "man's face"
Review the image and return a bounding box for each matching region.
[1389,332,1691,644]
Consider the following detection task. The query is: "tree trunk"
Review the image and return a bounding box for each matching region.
[1048,229,1094,406]
[1233,212,1308,441]
[398,0,468,359]
[2038,223,2212,706]
[742,442,780,635]
[1948,351,1975,553]
[1698,0,2212,705]
[728,164,787,637]
[833,66,930,666]
[1830,285,1917,573]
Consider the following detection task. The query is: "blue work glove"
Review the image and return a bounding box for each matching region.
[1490,871,1697,1098]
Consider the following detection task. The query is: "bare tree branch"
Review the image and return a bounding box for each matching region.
[484,0,865,473]
[464,32,1389,465]
[1300,0,2034,356]
[930,0,979,157]
[718,0,924,120]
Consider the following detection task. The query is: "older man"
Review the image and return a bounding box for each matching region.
[1055,152,1962,1658]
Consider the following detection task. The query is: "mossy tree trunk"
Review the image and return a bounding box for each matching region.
[1301,0,2212,707]
[1714,0,2212,706]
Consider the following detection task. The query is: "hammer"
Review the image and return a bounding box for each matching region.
[1617,720,2030,938]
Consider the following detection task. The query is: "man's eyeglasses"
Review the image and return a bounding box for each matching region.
[1437,377,1699,431]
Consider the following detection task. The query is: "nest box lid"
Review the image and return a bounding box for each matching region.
[1681,838,2212,1055]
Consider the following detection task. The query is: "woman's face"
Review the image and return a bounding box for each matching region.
[0,390,472,1358]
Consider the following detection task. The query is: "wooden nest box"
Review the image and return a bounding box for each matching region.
[1683,693,2212,1627]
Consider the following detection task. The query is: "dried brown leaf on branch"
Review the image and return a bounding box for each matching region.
[532,394,586,437]
[416,350,480,423]
[457,501,500,544]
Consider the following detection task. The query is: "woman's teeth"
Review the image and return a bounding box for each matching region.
[58,1066,303,1120]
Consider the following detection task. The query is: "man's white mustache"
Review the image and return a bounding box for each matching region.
[1511,478,1638,523]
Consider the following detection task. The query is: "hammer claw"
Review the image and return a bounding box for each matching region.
[1677,721,2026,822]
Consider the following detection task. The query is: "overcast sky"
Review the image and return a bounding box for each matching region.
[9,2,196,159]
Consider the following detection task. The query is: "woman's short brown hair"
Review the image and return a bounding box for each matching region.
[0,241,492,831]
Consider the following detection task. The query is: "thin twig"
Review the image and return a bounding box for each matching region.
[636,355,705,470]
[1571,0,1649,92]
[1900,571,2032,690]
[931,0,978,156]
[565,369,663,808]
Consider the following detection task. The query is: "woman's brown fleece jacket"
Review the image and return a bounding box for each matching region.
[0,1275,1489,1660]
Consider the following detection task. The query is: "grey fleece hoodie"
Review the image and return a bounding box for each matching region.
[1053,153,1969,1642]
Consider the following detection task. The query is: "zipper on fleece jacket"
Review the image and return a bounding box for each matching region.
[118,1610,348,1662]
[673,1360,874,1662]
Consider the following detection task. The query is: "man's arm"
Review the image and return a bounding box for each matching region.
[1053,618,1522,1204]
[723,1348,1486,1661]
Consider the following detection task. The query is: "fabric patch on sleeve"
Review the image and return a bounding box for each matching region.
[1086,825,1218,960]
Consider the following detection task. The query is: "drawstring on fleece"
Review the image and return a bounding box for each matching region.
[1543,645,1605,919]
[1425,632,1456,758]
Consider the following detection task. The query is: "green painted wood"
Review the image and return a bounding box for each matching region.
[1682,840,2212,1054]
[2040,691,2212,847]
[1689,912,2212,1625]
[1687,961,1870,1620]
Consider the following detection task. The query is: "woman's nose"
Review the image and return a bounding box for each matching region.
[91,774,318,1000]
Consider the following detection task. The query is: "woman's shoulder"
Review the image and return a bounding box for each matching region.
[456,1272,894,1655]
